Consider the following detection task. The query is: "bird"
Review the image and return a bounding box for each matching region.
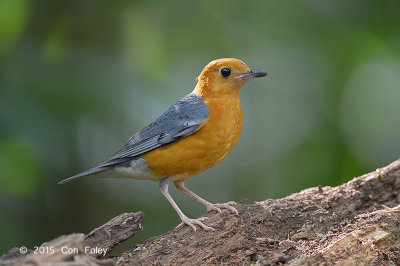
[59,58,267,231]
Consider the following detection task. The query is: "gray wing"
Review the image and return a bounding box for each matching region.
[59,93,209,184]
[99,92,209,167]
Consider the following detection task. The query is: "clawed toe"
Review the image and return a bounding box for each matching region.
[207,205,222,213]
[178,216,214,232]
[226,201,237,206]
[207,201,239,215]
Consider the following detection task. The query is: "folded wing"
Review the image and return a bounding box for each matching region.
[59,93,209,183]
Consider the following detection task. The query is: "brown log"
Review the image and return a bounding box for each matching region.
[0,212,143,265]
[1,159,400,265]
[84,212,144,258]
[115,159,400,265]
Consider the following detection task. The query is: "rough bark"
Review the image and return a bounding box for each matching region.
[85,212,144,258]
[0,212,144,266]
[1,159,400,265]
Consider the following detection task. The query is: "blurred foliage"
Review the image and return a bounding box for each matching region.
[1,0,400,255]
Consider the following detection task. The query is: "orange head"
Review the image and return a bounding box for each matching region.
[193,58,267,97]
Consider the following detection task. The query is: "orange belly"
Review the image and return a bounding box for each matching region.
[142,95,243,181]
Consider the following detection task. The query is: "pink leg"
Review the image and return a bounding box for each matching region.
[159,177,213,231]
[174,181,238,215]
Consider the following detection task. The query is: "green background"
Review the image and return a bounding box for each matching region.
[1,0,400,255]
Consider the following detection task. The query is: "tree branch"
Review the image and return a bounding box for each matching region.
[1,159,400,265]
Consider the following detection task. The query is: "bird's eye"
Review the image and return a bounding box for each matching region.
[220,67,231,78]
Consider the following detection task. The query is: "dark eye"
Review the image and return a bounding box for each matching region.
[220,67,231,78]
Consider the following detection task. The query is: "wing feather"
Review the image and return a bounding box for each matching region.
[97,93,209,167]
[59,93,209,183]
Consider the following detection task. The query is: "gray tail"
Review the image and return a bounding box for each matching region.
[58,167,107,184]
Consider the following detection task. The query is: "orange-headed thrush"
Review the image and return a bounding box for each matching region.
[59,58,267,231]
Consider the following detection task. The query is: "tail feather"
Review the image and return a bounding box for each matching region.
[58,167,108,184]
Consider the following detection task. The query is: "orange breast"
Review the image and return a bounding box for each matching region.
[143,95,243,181]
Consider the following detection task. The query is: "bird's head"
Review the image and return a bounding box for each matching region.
[193,58,267,97]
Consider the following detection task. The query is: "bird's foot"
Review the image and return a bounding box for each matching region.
[177,216,214,232]
[206,201,239,215]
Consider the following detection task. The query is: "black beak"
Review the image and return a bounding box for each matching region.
[238,68,268,80]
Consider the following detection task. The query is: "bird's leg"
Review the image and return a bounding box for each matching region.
[174,181,238,215]
[159,177,214,231]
